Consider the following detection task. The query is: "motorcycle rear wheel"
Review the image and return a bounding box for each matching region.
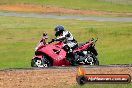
[84,52,99,65]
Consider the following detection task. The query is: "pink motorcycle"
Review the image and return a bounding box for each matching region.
[31,33,99,67]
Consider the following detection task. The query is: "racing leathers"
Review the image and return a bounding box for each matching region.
[55,30,77,50]
[55,30,78,65]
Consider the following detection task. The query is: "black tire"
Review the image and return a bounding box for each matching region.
[31,59,34,67]
[31,58,38,67]
[84,52,99,65]
[42,55,52,67]
[94,59,99,65]
[31,55,52,67]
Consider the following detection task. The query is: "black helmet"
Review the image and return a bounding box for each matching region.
[54,25,65,37]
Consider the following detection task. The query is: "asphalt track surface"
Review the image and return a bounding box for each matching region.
[0,64,131,88]
[0,64,132,71]
[0,12,132,22]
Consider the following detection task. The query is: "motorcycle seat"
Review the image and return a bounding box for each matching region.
[72,43,85,50]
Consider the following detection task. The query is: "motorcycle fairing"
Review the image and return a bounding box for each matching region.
[37,44,70,66]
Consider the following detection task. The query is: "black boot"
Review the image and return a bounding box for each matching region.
[66,52,79,66]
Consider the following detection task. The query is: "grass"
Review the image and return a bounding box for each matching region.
[98,0,132,5]
[72,84,132,88]
[0,0,132,13]
[0,16,132,68]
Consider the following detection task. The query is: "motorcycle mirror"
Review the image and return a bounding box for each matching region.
[90,38,94,41]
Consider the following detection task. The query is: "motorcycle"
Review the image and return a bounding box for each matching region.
[31,33,99,67]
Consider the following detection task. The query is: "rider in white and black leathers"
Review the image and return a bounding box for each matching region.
[50,25,78,65]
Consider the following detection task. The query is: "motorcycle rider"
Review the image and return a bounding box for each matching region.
[50,25,78,65]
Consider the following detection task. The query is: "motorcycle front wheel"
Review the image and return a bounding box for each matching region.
[31,55,52,67]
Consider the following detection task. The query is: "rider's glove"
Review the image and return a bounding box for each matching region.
[48,38,58,44]
[52,39,55,42]
[51,38,56,43]
[53,38,58,41]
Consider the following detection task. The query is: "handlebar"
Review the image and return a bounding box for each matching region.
[48,40,54,44]
[48,38,56,44]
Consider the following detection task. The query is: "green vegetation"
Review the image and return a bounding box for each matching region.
[73,84,132,88]
[0,16,132,68]
[0,0,132,12]
[99,0,132,5]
